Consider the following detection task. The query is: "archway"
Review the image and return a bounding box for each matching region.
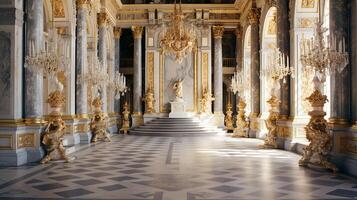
[243,26,252,114]
[260,7,277,118]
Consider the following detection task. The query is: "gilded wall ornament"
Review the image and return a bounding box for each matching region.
[247,8,261,25]
[302,0,315,8]
[143,87,156,114]
[267,15,277,35]
[212,26,224,39]
[131,26,143,39]
[52,0,65,18]
[97,12,108,27]
[113,27,122,39]
[18,134,35,148]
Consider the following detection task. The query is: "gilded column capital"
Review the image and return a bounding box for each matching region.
[235,26,243,39]
[76,0,92,9]
[212,26,224,39]
[113,27,122,39]
[97,12,108,27]
[247,7,261,25]
[131,26,143,39]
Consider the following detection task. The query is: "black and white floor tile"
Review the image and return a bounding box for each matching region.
[0,135,356,200]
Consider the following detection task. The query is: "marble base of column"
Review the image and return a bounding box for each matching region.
[210,112,225,128]
[0,125,44,166]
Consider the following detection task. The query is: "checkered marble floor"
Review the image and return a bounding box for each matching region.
[0,135,356,200]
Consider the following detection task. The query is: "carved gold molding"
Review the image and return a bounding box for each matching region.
[147,52,155,89]
[212,26,224,38]
[202,52,209,95]
[97,12,109,27]
[52,0,65,18]
[159,50,166,113]
[131,26,143,39]
[18,133,35,148]
[113,27,122,39]
[301,0,315,8]
[247,7,261,25]
[194,49,198,112]
[76,0,92,9]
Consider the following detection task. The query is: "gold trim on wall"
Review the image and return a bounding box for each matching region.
[18,133,35,148]
[159,50,166,113]
[147,52,155,89]
[194,49,198,112]
[202,52,209,95]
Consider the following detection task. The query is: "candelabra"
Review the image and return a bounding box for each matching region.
[160,0,196,63]
[25,3,71,164]
[77,57,111,143]
[298,22,348,173]
[231,70,249,137]
[260,48,293,149]
[110,71,127,100]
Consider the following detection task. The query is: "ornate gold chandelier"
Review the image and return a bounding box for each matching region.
[160,0,196,63]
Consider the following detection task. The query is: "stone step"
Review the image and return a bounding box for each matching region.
[131,117,226,136]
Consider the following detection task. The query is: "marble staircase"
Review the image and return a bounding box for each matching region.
[131,117,226,136]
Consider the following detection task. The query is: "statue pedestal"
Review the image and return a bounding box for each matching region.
[169,101,192,118]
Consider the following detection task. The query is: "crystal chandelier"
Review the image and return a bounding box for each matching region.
[25,5,70,88]
[110,71,127,99]
[77,57,109,97]
[300,22,348,81]
[231,70,247,97]
[261,48,294,83]
[160,0,196,63]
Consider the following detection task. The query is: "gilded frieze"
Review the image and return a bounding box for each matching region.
[52,0,65,18]
[298,18,316,28]
[18,133,35,148]
[147,52,155,89]
[301,0,315,8]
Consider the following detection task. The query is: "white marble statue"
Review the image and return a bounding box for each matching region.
[172,79,183,100]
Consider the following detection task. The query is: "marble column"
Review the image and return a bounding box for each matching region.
[131,26,143,127]
[235,26,243,105]
[352,0,357,126]
[75,0,89,118]
[114,27,122,114]
[97,12,108,112]
[329,0,351,125]
[235,25,243,71]
[212,26,225,127]
[248,8,261,117]
[24,0,44,123]
[247,7,261,137]
[277,0,290,119]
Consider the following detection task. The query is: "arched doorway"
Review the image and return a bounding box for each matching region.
[243,26,252,114]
